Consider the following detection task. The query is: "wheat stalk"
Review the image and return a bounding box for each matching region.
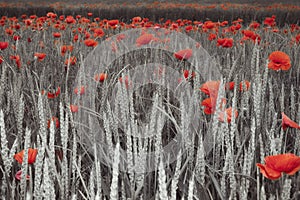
[281,178,292,200]
[170,150,182,200]
[158,157,169,200]
[20,127,31,198]
[110,143,120,200]
[187,173,194,200]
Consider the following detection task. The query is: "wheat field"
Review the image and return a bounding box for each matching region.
[0,2,300,200]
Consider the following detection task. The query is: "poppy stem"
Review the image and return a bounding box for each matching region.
[256,167,260,200]
[282,128,288,153]
[29,165,33,197]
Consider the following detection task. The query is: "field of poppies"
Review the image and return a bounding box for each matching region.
[1,1,300,200]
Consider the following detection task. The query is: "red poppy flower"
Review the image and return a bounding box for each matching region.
[74,86,85,95]
[13,23,21,30]
[178,69,195,83]
[5,28,13,36]
[295,34,300,44]
[47,12,57,18]
[93,28,105,38]
[200,81,220,97]
[65,56,77,66]
[14,148,38,164]
[257,153,300,180]
[0,56,3,64]
[70,104,79,113]
[218,107,238,123]
[201,97,226,115]
[10,55,21,68]
[282,112,300,130]
[34,52,46,61]
[183,69,195,79]
[208,33,217,41]
[84,39,98,47]
[225,81,250,91]
[242,29,255,37]
[174,49,193,61]
[256,163,281,180]
[171,23,179,30]
[61,45,68,56]
[24,19,32,26]
[13,35,21,41]
[201,98,215,115]
[203,21,215,30]
[249,21,260,29]
[53,32,61,38]
[15,170,30,181]
[0,19,5,26]
[185,25,193,32]
[0,41,8,50]
[94,73,108,82]
[73,34,79,42]
[65,16,76,24]
[47,117,60,129]
[217,38,233,48]
[30,15,37,19]
[220,20,228,26]
[84,32,91,39]
[239,80,250,91]
[136,33,157,47]
[232,18,243,24]
[47,86,61,99]
[225,82,235,90]
[61,45,73,56]
[268,51,291,71]
[132,16,142,23]
[230,24,241,32]
[264,15,276,27]
[107,19,119,27]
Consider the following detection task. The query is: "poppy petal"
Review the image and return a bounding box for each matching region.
[15,170,30,181]
[200,81,220,97]
[268,51,291,71]
[14,148,38,164]
[256,163,282,180]
[265,153,300,175]
[174,49,193,60]
[282,112,300,130]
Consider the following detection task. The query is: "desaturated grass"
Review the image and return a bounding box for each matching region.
[0,6,300,200]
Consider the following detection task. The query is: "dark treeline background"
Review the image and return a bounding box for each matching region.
[1,0,300,4]
[0,1,299,25]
